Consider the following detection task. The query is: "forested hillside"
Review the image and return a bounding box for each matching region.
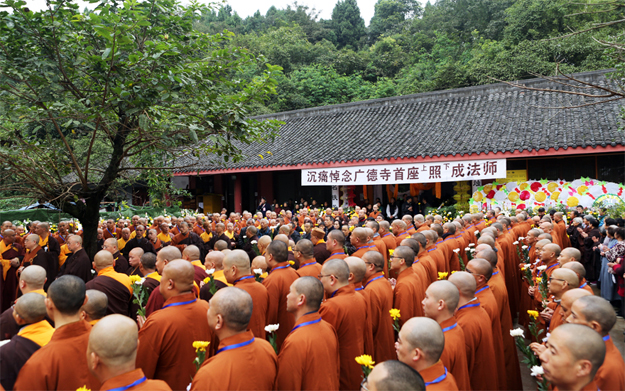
[194,0,623,114]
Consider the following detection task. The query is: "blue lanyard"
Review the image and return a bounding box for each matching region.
[106,228,115,237]
[428,247,437,252]
[475,285,490,294]
[442,323,457,332]
[331,252,345,256]
[580,282,587,288]
[235,275,254,284]
[291,317,322,333]
[216,337,255,354]
[330,289,340,298]
[425,367,447,386]
[270,264,290,274]
[603,335,610,342]
[355,286,363,291]
[360,245,375,249]
[364,275,383,288]
[397,232,408,238]
[492,271,499,276]
[457,302,480,311]
[162,299,196,309]
[383,233,392,238]
[107,376,147,391]
[300,262,317,268]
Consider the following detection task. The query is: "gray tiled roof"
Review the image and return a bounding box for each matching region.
[174,69,625,173]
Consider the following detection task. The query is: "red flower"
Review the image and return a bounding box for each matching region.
[520,190,531,201]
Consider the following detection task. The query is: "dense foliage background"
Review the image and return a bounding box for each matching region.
[195,0,623,114]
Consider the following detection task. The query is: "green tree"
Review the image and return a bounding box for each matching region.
[369,0,421,41]
[331,0,366,49]
[0,0,282,258]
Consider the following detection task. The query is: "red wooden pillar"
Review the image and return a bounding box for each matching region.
[234,175,242,214]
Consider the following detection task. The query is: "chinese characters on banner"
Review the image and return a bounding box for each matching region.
[331,186,339,208]
[301,159,506,186]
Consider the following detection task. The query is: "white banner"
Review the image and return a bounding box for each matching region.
[301,159,506,186]
[331,186,340,208]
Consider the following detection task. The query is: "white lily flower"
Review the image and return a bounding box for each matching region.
[253,268,263,275]
[465,247,471,252]
[513,241,519,245]
[537,265,547,271]
[510,328,524,338]
[522,245,528,250]
[265,324,279,333]
[468,243,475,247]
[206,268,215,275]
[530,366,544,377]
[470,249,476,253]
[474,230,479,235]
[453,248,460,253]
[518,236,525,240]
[135,278,146,285]
[251,240,257,245]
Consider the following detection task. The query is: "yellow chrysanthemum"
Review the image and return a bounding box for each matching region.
[288,260,295,266]
[438,272,448,280]
[388,249,394,256]
[535,277,542,284]
[203,277,210,284]
[192,341,210,352]
[389,308,401,320]
[355,354,375,369]
[527,310,540,319]
[129,275,142,284]
[76,386,91,391]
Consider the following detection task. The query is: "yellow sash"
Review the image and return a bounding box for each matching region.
[191,260,206,270]
[212,270,233,287]
[0,240,14,280]
[18,320,54,347]
[145,271,162,282]
[31,289,47,297]
[98,266,133,294]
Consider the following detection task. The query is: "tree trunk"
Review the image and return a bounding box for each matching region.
[81,197,101,262]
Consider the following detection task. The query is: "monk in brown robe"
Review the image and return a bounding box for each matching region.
[182,245,210,287]
[80,289,108,325]
[57,235,92,283]
[136,260,213,390]
[35,223,61,285]
[325,230,348,262]
[367,221,388,262]
[539,324,605,391]
[191,287,278,390]
[362,251,395,363]
[466,259,508,390]
[143,246,182,317]
[411,233,437,285]
[87,314,170,391]
[448,271,499,391]
[125,247,144,277]
[14,275,100,391]
[319,258,371,391]
[1,229,22,312]
[294,239,322,278]
[365,360,425,390]
[562,260,594,294]
[85,250,133,316]
[223,249,268,338]
[566,295,625,391]
[422,281,471,391]
[277,277,340,390]
[103,238,130,274]
[391,246,425,324]
[0,265,47,341]
[423,230,447,274]
[171,222,203,253]
[103,219,121,240]
[396,317,459,390]
[19,234,52,290]
[0,293,54,390]
[349,227,377,259]
[262,240,299,351]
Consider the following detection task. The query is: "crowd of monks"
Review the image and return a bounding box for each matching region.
[0,206,623,391]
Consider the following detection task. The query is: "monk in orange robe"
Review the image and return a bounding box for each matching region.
[362,251,395,363]
[191,287,277,390]
[87,315,170,391]
[326,230,348,262]
[319,259,370,391]
[448,271,499,391]
[411,233,437,285]
[85,250,133,316]
[392,220,410,247]
[566,295,625,391]
[562,261,593,294]
[277,277,340,390]
[396,317,459,390]
[350,227,378,259]
[0,293,54,391]
[378,221,397,256]
[262,240,299,351]
[391,246,425,324]
[367,221,388,260]
[136,260,213,390]
[423,280,471,391]
[223,249,268,338]
[466,259,508,390]
[14,275,101,391]
[293,239,322,278]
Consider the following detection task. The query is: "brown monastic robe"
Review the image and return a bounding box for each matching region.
[85,266,133,316]
[191,330,277,390]
[426,244,447,274]
[233,275,268,339]
[363,271,395,363]
[295,259,322,278]
[381,232,397,256]
[136,292,213,391]
[416,252,437,286]
[455,298,500,391]
[393,267,424,325]
[594,336,625,391]
[276,312,340,391]
[475,284,507,390]
[0,241,21,313]
[326,249,348,263]
[100,368,170,391]
[320,284,369,391]
[13,320,100,391]
[262,262,299,351]
[439,317,471,391]
[420,360,459,390]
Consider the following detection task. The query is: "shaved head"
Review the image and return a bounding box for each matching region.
[223,249,251,272]
[83,290,108,321]
[104,238,118,249]
[352,227,367,243]
[211,287,253,332]
[394,246,415,267]
[543,243,561,257]
[345,256,367,284]
[362,251,384,271]
[367,360,425,391]
[293,277,325,311]
[295,239,314,258]
[561,289,592,320]
[162,260,195,293]
[94,250,115,270]
[571,296,616,335]
[467,258,492,281]
[48,275,86,315]
[205,251,225,269]
[183,245,201,261]
[475,248,497,269]
[476,235,495,248]
[88,314,139,367]
[20,265,46,288]
[425,281,460,314]
[251,256,267,272]
[158,246,182,262]
[563,261,586,279]
[448,271,477,298]
[258,235,272,250]
[327,230,345,246]
[400,317,445,363]
[15,292,47,323]
[274,234,289,246]
[321,259,350,283]
[552,268,579,288]
[560,247,582,263]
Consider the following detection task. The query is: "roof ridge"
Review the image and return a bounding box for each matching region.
[253,69,616,120]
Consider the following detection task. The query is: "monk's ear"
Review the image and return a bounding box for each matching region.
[215,314,224,331]
[89,351,100,372]
[574,359,593,378]
[82,295,89,307]
[92,262,96,270]
[588,320,602,334]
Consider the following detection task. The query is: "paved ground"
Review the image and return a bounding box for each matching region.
[518,287,624,390]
